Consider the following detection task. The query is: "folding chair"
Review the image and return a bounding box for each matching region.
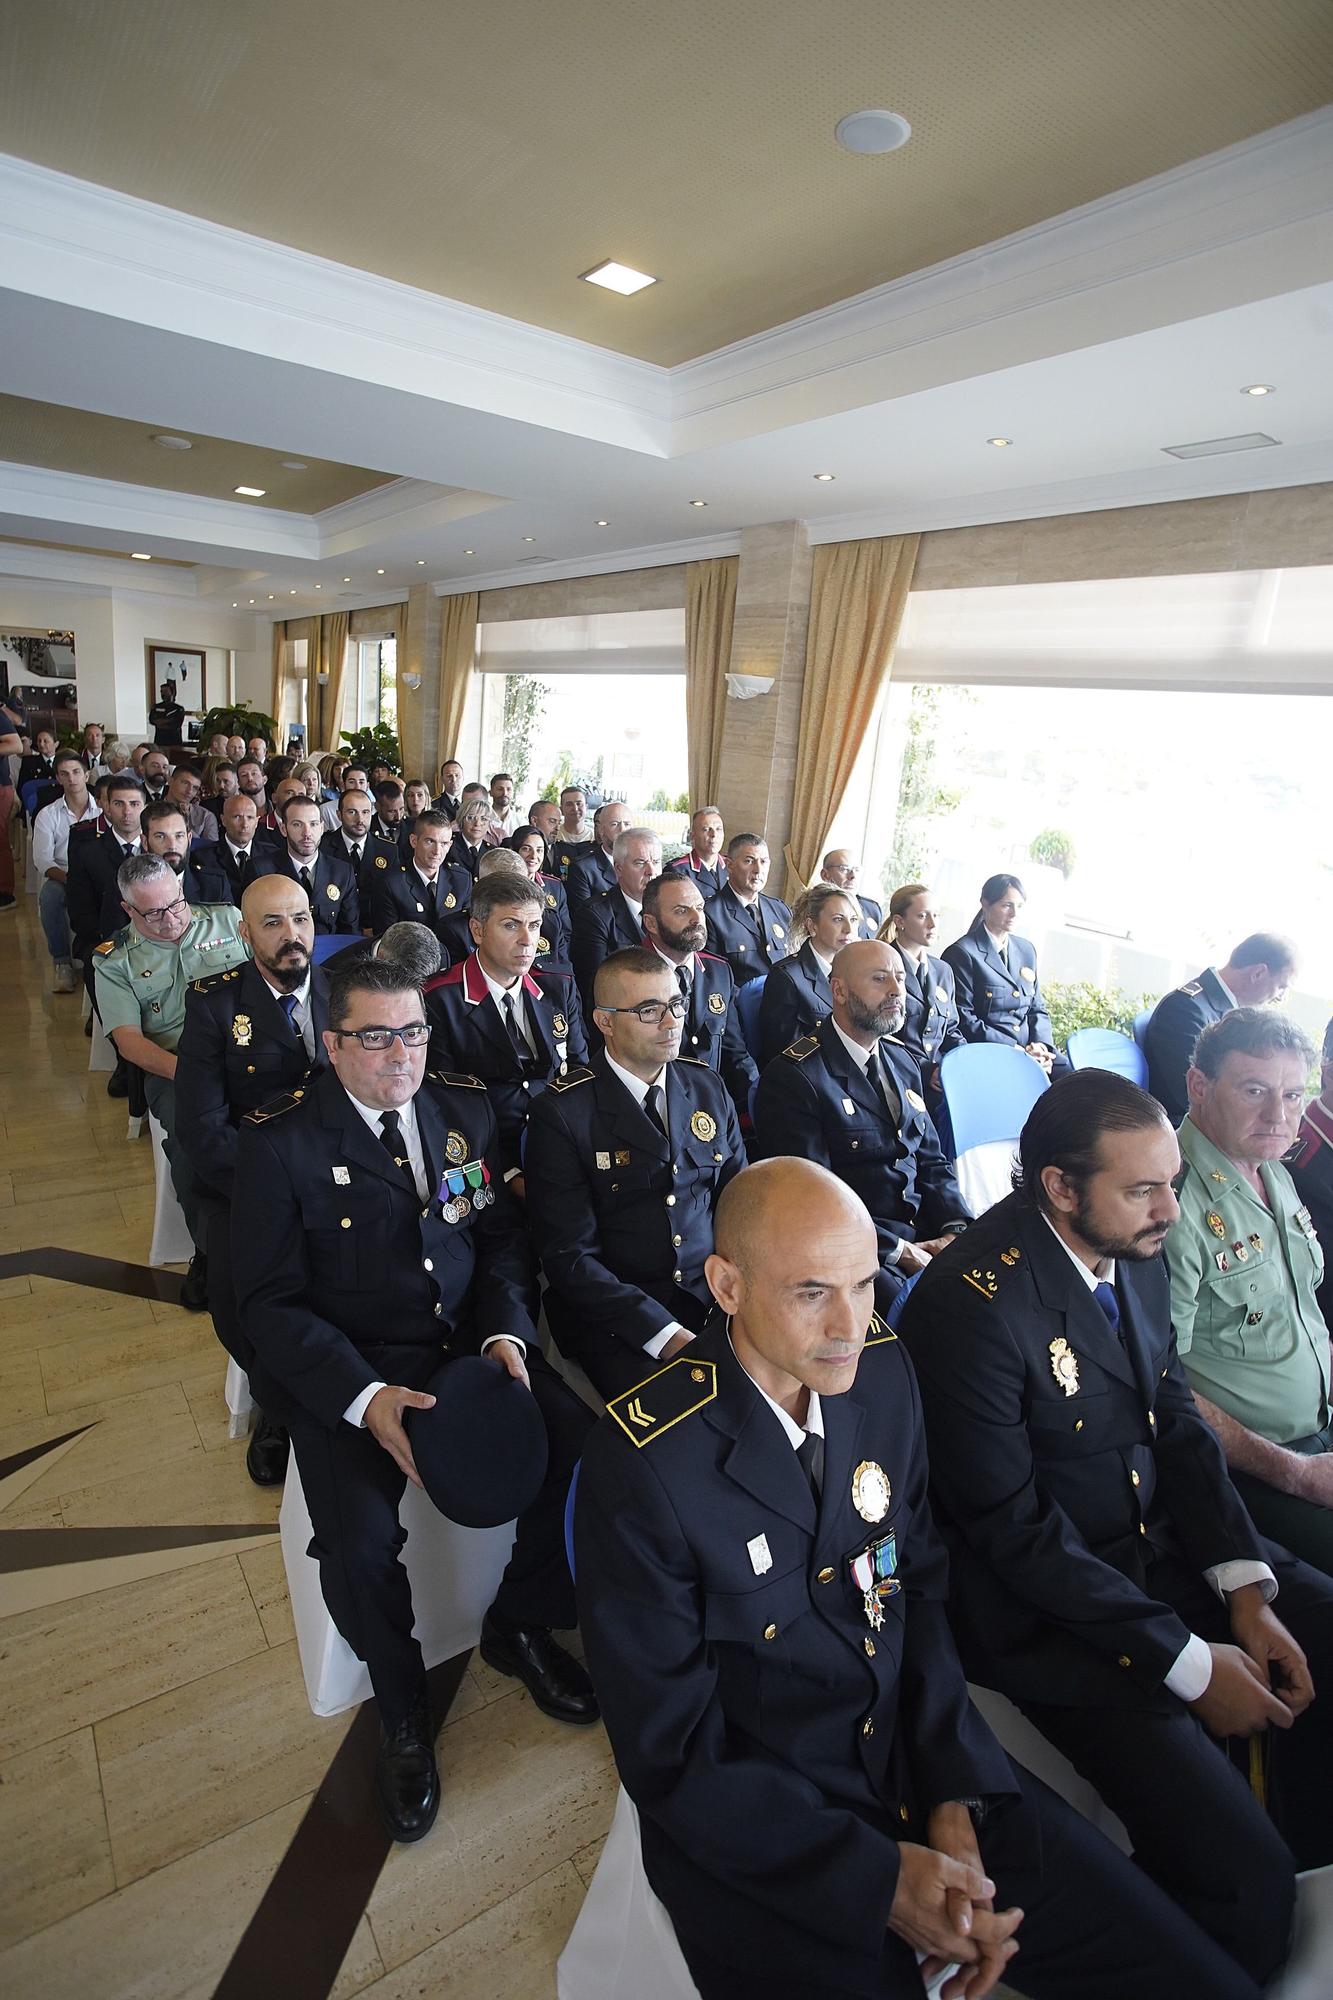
[1066,1026,1149,1088]
[938,1044,1049,1216]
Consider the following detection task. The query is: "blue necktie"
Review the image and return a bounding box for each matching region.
[1093,1281,1121,1336]
[279,993,299,1037]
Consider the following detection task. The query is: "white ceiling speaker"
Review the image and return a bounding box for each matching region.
[835,110,912,155]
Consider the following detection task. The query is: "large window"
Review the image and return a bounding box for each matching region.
[342,637,397,739]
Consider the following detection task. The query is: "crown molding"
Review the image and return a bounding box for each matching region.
[435,531,742,596]
[0,459,319,561]
[0,541,196,597]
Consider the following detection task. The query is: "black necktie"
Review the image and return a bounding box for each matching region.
[119,841,133,862]
[377,1109,415,1189]
[796,1431,822,1500]
[502,992,532,1064]
[676,965,691,1005]
[298,866,312,896]
[865,1050,900,1123]
[350,841,362,866]
[644,1082,668,1138]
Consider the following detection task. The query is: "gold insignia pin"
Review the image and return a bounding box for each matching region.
[232,1014,252,1047]
[374,855,388,869]
[537,937,550,952]
[1206,1211,1226,1238]
[444,893,457,909]
[690,1110,718,1142]
[327,884,340,901]
[552,1014,568,1038]
[961,1267,998,1300]
[852,1460,891,1523]
[1209,1170,1228,1184]
[546,892,556,907]
[614,1148,631,1165]
[690,1367,706,1384]
[1049,1336,1080,1397]
[707,992,726,1014]
[445,1129,468,1165]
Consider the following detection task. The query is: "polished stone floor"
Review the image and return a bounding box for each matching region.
[0,890,616,1998]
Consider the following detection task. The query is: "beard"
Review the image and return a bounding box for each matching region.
[846,991,905,1039]
[660,916,707,955]
[1069,1194,1169,1264]
[260,944,310,992]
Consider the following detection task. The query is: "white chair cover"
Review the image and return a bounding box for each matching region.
[279,1454,516,1717]
[954,1139,1021,1217]
[87,1000,117,1074]
[147,1114,194,1267]
[224,1359,255,1439]
[1275,1865,1333,1998]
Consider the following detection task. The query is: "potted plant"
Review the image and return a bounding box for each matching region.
[198,699,280,750]
[339,722,402,771]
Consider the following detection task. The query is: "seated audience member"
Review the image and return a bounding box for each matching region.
[226,734,247,764]
[881,883,966,1087]
[234,757,268,817]
[201,759,238,821]
[369,808,471,948]
[369,778,407,844]
[451,794,499,879]
[900,1069,1333,1986]
[704,833,793,986]
[231,959,596,1840]
[641,871,756,1121]
[79,721,109,777]
[66,775,147,1096]
[245,734,269,767]
[526,798,561,848]
[291,759,324,804]
[198,792,262,898]
[176,873,332,1486]
[943,872,1066,1074]
[104,741,132,774]
[756,881,856,1067]
[753,940,968,1295]
[17,724,58,791]
[525,948,744,1398]
[140,800,231,907]
[140,747,172,800]
[1146,933,1298,1126]
[489,771,520,838]
[505,825,571,965]
[252,795,359,933]
[95,854,248,1308]
[433,757,464,819]
[576,1156,1265,2000]
[423,872,587,1183]
[820,847,882,936]
[1167,1010,1333,1578]
[320,784,398,890]
[341,761,370,793]
[564,800,630,908]
[205,730,230,758]
[398,778,434,839]
[550,785,594,881]
[32,749,102,991]
[572,825,660,1016]
[165,760,219,846]
[1286,1014,1333,1326]
[666,805,727,903]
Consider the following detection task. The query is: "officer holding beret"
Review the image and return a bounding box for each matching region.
[231,957,596,1843]
[1145,934,1296,1126]
[704,833,793,986]
[943,873,1065,1075]
[524,946,746,1399]
[753,940,969,1295]
[641,871,757,1122]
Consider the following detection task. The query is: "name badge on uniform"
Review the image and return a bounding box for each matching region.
[842,1096,856,1115]
[747,1534,772,1576]
[595,1151,611,1170]
[332,1166,351,1185]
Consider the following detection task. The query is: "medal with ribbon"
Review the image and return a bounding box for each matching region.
[849,1532,899,1630]
[438,1158,493,1223]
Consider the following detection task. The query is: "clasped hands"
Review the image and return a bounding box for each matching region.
[1187,1583,1314,1738]
[889,1802,1021,1999]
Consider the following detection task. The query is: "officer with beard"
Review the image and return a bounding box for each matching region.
[641,872,756,1121]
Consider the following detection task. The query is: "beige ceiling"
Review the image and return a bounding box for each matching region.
[0,397,396,511]
[3,1,1331,366]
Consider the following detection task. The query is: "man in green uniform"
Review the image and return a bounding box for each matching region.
[94,853,249,1306]
[1166,1007,1333,1577]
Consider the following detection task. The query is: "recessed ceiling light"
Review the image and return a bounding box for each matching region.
[248,598,255,604]
[1241,383,1275,397]
[314,583,321,589]
[595,518,609,526]
[234,484,267,497]
[834,109,912,155]
[688,498,708,508]
[987,437,1013,447]
[580,258,658,295]
[377,567,385,575]
[417,558,427,565]
[522,536,536,543]
[464,549,474,556]
[813,472,836,482]
[151,433,193,451]
[130,551,151,560]
[343,577,351,583]
[231,601,238,607]
[280,459,308,469]
[289,589,297,595]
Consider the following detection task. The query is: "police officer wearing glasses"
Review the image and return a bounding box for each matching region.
[524,948,746,1399]
[231,961,596,1843]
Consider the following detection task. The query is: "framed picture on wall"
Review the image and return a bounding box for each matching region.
[146,645,207,712]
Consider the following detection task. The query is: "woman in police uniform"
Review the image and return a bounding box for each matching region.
[506,826,572,967]
[880,884,965,1088]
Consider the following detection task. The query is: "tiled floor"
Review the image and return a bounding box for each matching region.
[0,891,618,1996]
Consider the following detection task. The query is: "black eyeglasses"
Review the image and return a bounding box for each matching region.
[598,996,687,1026]
[333,1023,430,1050]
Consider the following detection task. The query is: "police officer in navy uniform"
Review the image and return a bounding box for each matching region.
[524,947,746,1399]
[251,794,359,933]
[231,957,596,1843]
[177,874,332,1485]
[137,798,233,909]
[369,810,471,947]
[575,1156,1264,2000]
[1145,933,1296,1125]
[753,941,969,1298]
[641,872,757,1122]
[422,872,587,1182]
[665,805,727,904]
[320,785,399,897]
[572,826,658,1019]
[943,873,1066,1076]
[505,827,572,966]
[899,1070,1333,1990]
[564,800,630,910]
[820,847,883,937]
[705,832,793,986]
[756,882,858,1068]
[882,884,966,1088]
[196,792,264,900]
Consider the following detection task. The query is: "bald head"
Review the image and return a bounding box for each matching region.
[239,872,314,989]
[715,1159,871,1278]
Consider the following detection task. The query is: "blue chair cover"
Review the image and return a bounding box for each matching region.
[884,1268,921,1330]
[1067,1027,1148,1088]
[19,778,45,819]
[1132,1007,1153,1051]
[310,932,362,964]
[938,1044,1050,1158]
[564,1458,581,1584]
[733,974,767,1062]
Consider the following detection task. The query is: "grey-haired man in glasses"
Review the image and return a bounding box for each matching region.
[524,947,747,1398]
[93,853,248,1307]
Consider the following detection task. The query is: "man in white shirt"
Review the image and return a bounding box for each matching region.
[32,750,101,990]
[488,771,521,839]
[898,1066,1333,1986]
[165,761,220,846]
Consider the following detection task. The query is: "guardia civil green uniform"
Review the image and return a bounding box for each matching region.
[1166,1112,1333,1575]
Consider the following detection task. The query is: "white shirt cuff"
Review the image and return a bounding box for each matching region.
[503,1166,522,1184]
[884,1239,904,1267]
[644,1322,689,1359]
[481,1335,526,1358]
[1164,1633,1214,1703]
[344,1381,386,1428]
[1206,1560,1278,1604]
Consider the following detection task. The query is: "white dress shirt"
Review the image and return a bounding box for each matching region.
[1041,1216,1276,1701]
[984,926,1012,963]
[730,1328,825,1458]
[477,958,535,1054]
[604,1052,688,1359]
[32,794,100,877]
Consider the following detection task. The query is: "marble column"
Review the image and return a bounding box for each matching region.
[715,521,812,900]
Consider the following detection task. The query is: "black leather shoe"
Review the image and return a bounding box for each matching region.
[374,1696,440,1843]
[480,1611,600,1724]
[179,1252,209,1312]
[106,1065,128,1099]
[245,1414,290,1487]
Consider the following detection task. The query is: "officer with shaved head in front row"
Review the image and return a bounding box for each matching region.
[575,1158,1265,2000]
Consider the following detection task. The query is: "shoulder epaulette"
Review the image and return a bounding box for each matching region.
[244,1087,306,1124]
[863,1310,898,1347]
[426,1068,487,1090]
[547,1065,594,1093]
[676,1054,709,1069]
[191,966,242,994]
[93,938,118,956]
[783,1033,820,1062]
[606,1354,718,1446]
[1179,981,1203,997]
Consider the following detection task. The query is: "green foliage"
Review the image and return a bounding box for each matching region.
[646,788,690,813]
[540,749,604,805]
[501,676,547,795]
[339,721,401,770]
[1044,980,1155,1053]
[198,699,278,749]
[883,685,967,896]
[1030,827,1077,879]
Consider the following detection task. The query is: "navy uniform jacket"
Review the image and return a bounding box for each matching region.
[251,847,359,933]
[368,860,472,946]
[231,1065,539,1430]
[194,837,263,901]
[524,1053,745,1382]
[449,837,490,883]
[1145,967,1233,1125]
[855,892,884,938]
[65,826,140,945]
[175,959,331,1199]
[898,950,966,1073]
[572,884,647,1013]
[1286,1100,1333,1328]
[674,950,757,1120]
[943,913,1054,1049]
[319,826,399,899]
[705,882,793,986]
[535,872,572,967]
[422,953,588,1175]
[898,1191,1264,1711]
[431,790,461,821]
[564,844,616,910]
[757,941,832,1069]
[665,850,727,904]
[551,836,594,885]
[753,1018,968,1275]
[575,1318,1019,1991]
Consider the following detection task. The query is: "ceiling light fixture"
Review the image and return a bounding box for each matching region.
[343,577,351,583]
[314,583,321,589]
[688,498,708,508]
[595,518,609,526]
[417,559,426,565]
[813,472,836,482]
[280,459,308,469]
[234,484,267,497]
[987,437,1013,448]
[151,433,193,451]
[268,594,275,600]
[580,258,658,295]
[130,551,151,560]
[377,567,385,575]
[463,549,474,556]
[834,109,912,155]
[1162,431,1279,460]
[248,598,255,605]
[289,589,297,595]
[231,601,238,608]
[522,536,536,543]
[1241,384,1275,397]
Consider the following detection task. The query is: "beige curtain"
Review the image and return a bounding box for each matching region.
[311,611,349,750]
[437,592,477,782]
[783,534,919,891]
[269,621,288,736]
[685,557,737,805]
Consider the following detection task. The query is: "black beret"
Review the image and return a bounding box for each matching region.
[407,1355,548,1528]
